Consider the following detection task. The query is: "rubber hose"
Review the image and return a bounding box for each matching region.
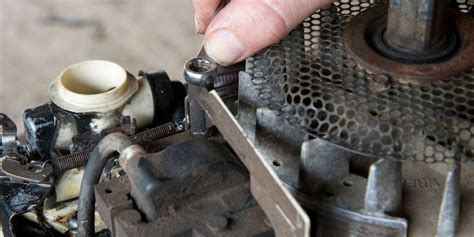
[77,133,132,237]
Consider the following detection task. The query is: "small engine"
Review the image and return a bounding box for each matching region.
[0,0,473,237]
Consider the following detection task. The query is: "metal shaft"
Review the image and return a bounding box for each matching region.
[385,0,450,53]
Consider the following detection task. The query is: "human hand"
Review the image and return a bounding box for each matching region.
[193,0,334,66]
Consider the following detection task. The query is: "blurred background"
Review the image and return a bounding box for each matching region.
[0,0,201,130]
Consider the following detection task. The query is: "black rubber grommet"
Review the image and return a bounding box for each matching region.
[370,22,459,64]
[139,70,175,126]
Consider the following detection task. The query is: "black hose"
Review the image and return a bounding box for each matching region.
[77,133,132,237]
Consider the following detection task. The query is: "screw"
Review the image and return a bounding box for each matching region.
[374,74,389,83]
[207,215,228,232]
[369,74,391,92]
[67,217,78,230]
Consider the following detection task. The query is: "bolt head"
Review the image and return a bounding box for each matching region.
[370,74,391,92]
[207,215,228,232]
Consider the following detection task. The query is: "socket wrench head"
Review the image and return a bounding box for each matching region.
[184,57,217,89]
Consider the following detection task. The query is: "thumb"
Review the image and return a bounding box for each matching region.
[204,0,333,66]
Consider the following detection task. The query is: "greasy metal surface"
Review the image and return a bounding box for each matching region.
[291,156,474,236]
[186,85,211,136]
[2,157,52,183]
[184,47,243,135]
[372,15,458,64]
[96,138,273,236]
[247,1,474,162]
[0,183,50,237]
[436,161,460,237]
[239,66,474,236]
[298,139,407,236]
[0,114,18,155]
[197,89,310,236]
[363,157,402,214]
[146,137,269,231]
[345,5,474,80]
[239,70,409,235]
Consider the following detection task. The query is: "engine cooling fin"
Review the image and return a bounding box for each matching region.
[246,0,474,162]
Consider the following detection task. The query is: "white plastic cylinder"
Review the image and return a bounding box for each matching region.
[49,60,139,113]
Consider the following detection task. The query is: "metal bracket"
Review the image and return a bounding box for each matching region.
[2,157,53,183]
[0,114,18,155]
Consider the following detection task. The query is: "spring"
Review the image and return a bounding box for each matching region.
[56,122,177,172]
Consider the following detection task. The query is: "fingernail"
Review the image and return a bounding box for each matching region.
[205,29,246,66]
[194,14,202,34]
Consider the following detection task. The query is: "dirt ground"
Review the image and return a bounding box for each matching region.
[0,0,201,130]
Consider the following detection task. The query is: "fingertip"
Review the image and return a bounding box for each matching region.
[194,14,204,34]
[192,0,221,34]
[204,0,331,65]
[205,29,246,66]
[204,1,288,65]
[203,0,335,65]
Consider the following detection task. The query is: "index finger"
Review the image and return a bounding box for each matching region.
[192,0,221,34]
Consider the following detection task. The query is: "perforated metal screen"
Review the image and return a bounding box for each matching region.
[246,0,474,162]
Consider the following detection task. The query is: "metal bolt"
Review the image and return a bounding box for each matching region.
[118,209,142,224]
[184,57,217,136]
[374,74,389,84]
[67,217,78,230]
[207,215,228,232]
[369,75,391,92]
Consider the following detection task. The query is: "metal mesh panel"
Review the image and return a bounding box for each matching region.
[246,0,474,162]
[456,0,474,13]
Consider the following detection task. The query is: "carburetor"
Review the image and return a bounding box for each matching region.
[0,0,473,237]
